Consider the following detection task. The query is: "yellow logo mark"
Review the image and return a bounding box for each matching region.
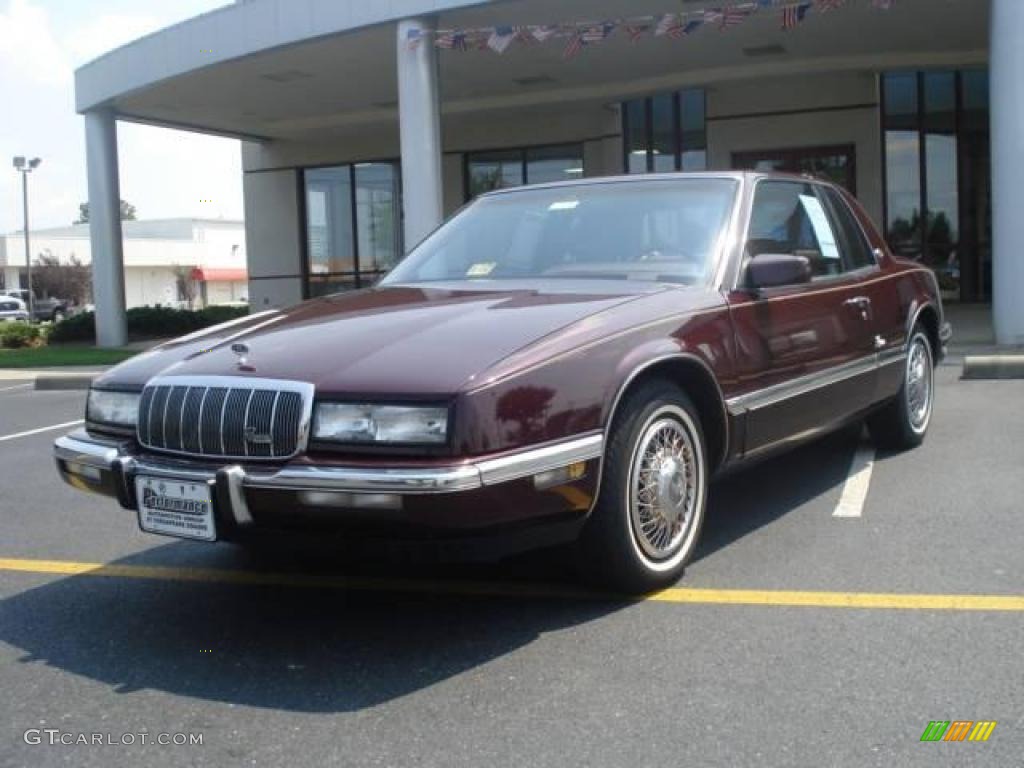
[968,721,997,742]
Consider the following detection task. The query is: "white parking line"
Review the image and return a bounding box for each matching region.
[833,442,876,518]
[0,420,83,443]
[0,384,32,393]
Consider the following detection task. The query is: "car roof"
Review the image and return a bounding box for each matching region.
[477,170,834,198]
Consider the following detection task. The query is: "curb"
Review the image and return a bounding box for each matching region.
[962,355,1024,380]
[34,374,96,391]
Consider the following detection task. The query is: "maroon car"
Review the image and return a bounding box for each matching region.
[54,172,950,592]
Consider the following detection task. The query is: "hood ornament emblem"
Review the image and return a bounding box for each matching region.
[231,342,253,370]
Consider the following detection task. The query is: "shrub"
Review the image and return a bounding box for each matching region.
[48,305,250,344]
[48,311,95,343]
[1,322,41,349]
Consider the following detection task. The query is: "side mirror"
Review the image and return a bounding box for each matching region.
[747,253,812,290]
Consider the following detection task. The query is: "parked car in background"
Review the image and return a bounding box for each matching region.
[53,172,950,593]
[0,295,29,323]
[2,289,69,323]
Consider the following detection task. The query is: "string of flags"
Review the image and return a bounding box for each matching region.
[407,0,897,59]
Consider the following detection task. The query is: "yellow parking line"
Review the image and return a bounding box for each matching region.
[1,557,1022,611]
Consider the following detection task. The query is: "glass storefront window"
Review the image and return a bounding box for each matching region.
[622,88,706,174]
[680,89,707,172]
[882,70,990,302]
[884,130,922,260]
[354,163,400,275]
[525,145,585,185]
[305,167,355,278]
[882,72,918,130]
[466,150,524,197]
[465,145,583,200]
[959,70,991,299]
[624,100,648,174]
[651,94,677,173]
[923,72,959,297]
[304,162,401,297]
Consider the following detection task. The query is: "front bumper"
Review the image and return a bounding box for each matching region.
[54,429,603,553]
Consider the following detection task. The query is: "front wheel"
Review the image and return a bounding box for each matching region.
[867,326,935,450]
[576,379,707,594]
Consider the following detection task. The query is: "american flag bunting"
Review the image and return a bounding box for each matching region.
[782,2,811,29]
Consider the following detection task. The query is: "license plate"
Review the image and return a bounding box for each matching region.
[136,475,216,542]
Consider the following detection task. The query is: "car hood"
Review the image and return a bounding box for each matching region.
[96,282,671,396]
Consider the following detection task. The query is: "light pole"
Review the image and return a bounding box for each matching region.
[12,156,41,321]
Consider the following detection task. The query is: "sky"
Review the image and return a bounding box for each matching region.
[0,0,242,233]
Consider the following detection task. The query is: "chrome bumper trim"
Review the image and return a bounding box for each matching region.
[476,434,604,485]
[251,464,484,494]
[54,432,128,470]
[54,430,603,497]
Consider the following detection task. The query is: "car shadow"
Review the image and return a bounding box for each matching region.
[694,424,861,562]
[0,544,618,714]
[0,426,861,714]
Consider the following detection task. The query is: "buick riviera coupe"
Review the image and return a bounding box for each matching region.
[55,172,950,592]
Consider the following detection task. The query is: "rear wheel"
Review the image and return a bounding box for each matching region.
[576,379,707,594]
[867,326,934,450]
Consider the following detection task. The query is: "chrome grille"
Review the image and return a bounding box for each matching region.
[137,376,313,460]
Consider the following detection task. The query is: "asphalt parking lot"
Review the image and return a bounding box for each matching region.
[0,362,1021,767]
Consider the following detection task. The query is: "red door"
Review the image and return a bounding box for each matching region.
[727,180,877,457]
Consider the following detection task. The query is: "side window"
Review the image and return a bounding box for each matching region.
[747,181,843,280]
[821,187,877,271]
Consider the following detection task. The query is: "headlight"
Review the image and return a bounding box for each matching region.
[87,389,141,427]
[313,403,448,445]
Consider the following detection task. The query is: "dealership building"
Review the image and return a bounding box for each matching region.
[1,218,247,309]
[72,0,1021,346]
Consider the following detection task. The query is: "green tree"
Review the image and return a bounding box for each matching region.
[75,199,137,224]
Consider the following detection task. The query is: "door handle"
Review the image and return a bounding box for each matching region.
[843,296,871,320]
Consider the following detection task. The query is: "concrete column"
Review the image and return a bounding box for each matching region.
[397,17,443,250]
[991,0,1024,345]
[84,109,127,347]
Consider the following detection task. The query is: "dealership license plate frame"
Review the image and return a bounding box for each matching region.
[135,474,217,542]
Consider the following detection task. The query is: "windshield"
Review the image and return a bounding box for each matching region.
[382,178,738,286]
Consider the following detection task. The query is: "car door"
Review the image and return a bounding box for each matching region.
[726,179,878,456]
[818,185,908,401]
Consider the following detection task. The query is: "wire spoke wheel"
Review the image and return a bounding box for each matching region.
[628,412,700,562]
[906,335,933,432]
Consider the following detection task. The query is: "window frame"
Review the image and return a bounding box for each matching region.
[737,178,860,290]
[300,160,403,298]
[622,89,707,174]
[818,185,880,275]
[463,143,585,202]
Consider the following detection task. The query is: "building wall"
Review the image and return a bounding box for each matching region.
[242,169,304,310]
[239,71,889,309]
[706,72,883,225]
[0,220,246,308]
